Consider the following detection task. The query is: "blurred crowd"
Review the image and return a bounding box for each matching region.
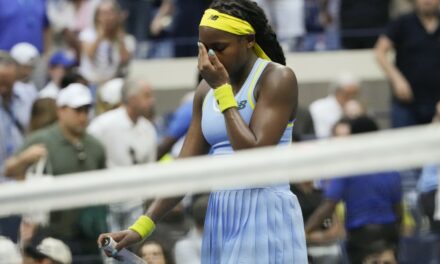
[0,0,439,263]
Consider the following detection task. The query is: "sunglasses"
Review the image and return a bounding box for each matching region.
[129,147,138,165]
[74,142,87,162]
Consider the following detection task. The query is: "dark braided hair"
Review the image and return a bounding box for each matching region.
[209,0,286,65]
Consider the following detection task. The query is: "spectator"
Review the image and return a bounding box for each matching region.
[97,78,124,113]
[253,0,305,52]
[362,241,398,264]
[47,0,101,59]
[291,105,315,141]
[0,52,24,177]
[158,74,201,159]
[436,165,440,225]
[306,116,403,264]
[301,0,340,51]
[29,98,58,133]
[60,70,89,89]
[117,0,152,43]
[10,43,40,126]
[296,119,349,263]
[309,72,360,138]
[174,194,209,264]
[292,182,345,264]
[343,99,366,119]
[321,0,391,49]
[79,0,136,84]
[418,164,439,233]
[434,101,440,123]
[24,237,72,264]
[144,0,174,58]
[39,51,76,99]
[150,0,212,57]
[0,52,33,242]
[0,236,22,264]
[417,101,440,233]
[375,0,440,127]
[157,91,194,159]
[4,83,107,259]
[0,0,50,53]
[88,79,157,232]
[138,240,172,264]
[10,42,39,89]
[331,118,351,137]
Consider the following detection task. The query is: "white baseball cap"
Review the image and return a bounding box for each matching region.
[57,83,93,108]
[10,42,39,66]
[100,78,123,105]
[36,237,72,264]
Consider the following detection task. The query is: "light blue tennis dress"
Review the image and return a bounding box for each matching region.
[200,58,307,264]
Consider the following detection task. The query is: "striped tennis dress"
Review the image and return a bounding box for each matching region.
[200,58,307,264]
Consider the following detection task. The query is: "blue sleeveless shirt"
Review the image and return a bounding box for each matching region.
[200,60,307,264]
[201,58,293,156]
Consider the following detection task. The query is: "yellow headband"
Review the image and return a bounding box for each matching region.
[199,9,271,61]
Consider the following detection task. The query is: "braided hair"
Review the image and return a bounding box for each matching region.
[209,0,286,65]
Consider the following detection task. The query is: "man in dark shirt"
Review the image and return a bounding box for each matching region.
[375,0,440,127]
[305,116,403,264]
[4,83,107,260]
[321,0,391,49]
[149,0,212,57]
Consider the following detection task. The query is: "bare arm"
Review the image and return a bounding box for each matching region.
[43,27,52,55]
[116,32,131,66]
[374,35,413,102]
[157,136,178,160]
[62,29,81,61]
[305,199,338,234]
[145,82,211,222]
[82,29,105,60]
[319,0,332,26]
[4,145,47,180]
[150,0,174,36]
[223,65,297,150]
[103,82,211,251]
[307,212,345,244]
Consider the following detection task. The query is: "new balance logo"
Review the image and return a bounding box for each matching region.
[238,100,247,110]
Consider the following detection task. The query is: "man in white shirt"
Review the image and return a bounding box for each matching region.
[10,43,40,127]
[88,78,157,232]
[309,72,360,138]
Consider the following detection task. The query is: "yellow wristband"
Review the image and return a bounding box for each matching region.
[129,215,156,239]
[214,83,238,112]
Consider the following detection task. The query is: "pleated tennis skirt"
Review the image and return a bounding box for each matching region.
[201,184,308,264]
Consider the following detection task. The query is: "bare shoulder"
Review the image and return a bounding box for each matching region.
[258,62,298,95]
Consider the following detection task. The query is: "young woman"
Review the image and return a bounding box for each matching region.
[99,0,307,263]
